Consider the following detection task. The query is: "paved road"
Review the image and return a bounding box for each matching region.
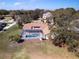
[3,22,16,30]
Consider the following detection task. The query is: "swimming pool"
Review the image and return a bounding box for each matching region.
[21,29,43,40]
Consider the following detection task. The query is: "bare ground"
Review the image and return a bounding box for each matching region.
[12,40,79,59]
[0,40,79,59]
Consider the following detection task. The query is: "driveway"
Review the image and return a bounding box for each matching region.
[3,22,16,30]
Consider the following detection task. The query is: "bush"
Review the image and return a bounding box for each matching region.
[68,40,78,52]
[9,35,21,42]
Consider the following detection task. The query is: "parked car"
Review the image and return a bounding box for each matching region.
[1,23,7,27]
[0,26,3,31]
[0,22,7,31]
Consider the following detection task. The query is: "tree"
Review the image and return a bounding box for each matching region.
[72,12,79,19]
[50,8,78,46]
[0,10,9,15]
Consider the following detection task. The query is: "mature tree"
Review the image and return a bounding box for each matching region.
[50,8,79,56]
[72,12,79,19]
[0,10,9,15]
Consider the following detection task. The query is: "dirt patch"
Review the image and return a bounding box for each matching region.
[23,40,79,59]
[0,40,79,59]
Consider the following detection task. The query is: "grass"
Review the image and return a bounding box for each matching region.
[0,25,79,59]
[0,25,23,59]
[12,48,30,59]
[16,40,78,59]
[0,25,21,52]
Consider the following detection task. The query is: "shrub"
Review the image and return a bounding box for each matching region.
[9,35,20,42]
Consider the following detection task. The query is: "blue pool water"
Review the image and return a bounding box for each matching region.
[26,34,39,37]
[21,29,43,40]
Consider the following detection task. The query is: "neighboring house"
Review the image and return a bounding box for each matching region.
[4,15,13,20]
[3,15,14,23]
[42,12,54,27]
[0,15,15,23]
[42,12,52,19]
[21,22,50,41]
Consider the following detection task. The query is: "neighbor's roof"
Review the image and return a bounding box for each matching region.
[23,22,50,35]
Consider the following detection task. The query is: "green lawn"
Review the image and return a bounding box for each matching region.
[0,25,21,52]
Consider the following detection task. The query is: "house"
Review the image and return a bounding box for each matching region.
[0,15,15,23]
[42,12,52,20]
[34,12,54,26]
[42,12,54,28]
[21,22,50,41]
[3,15,15,23]
[4,15,13,20]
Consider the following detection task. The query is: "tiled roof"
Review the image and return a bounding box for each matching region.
[23,22,50,35]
